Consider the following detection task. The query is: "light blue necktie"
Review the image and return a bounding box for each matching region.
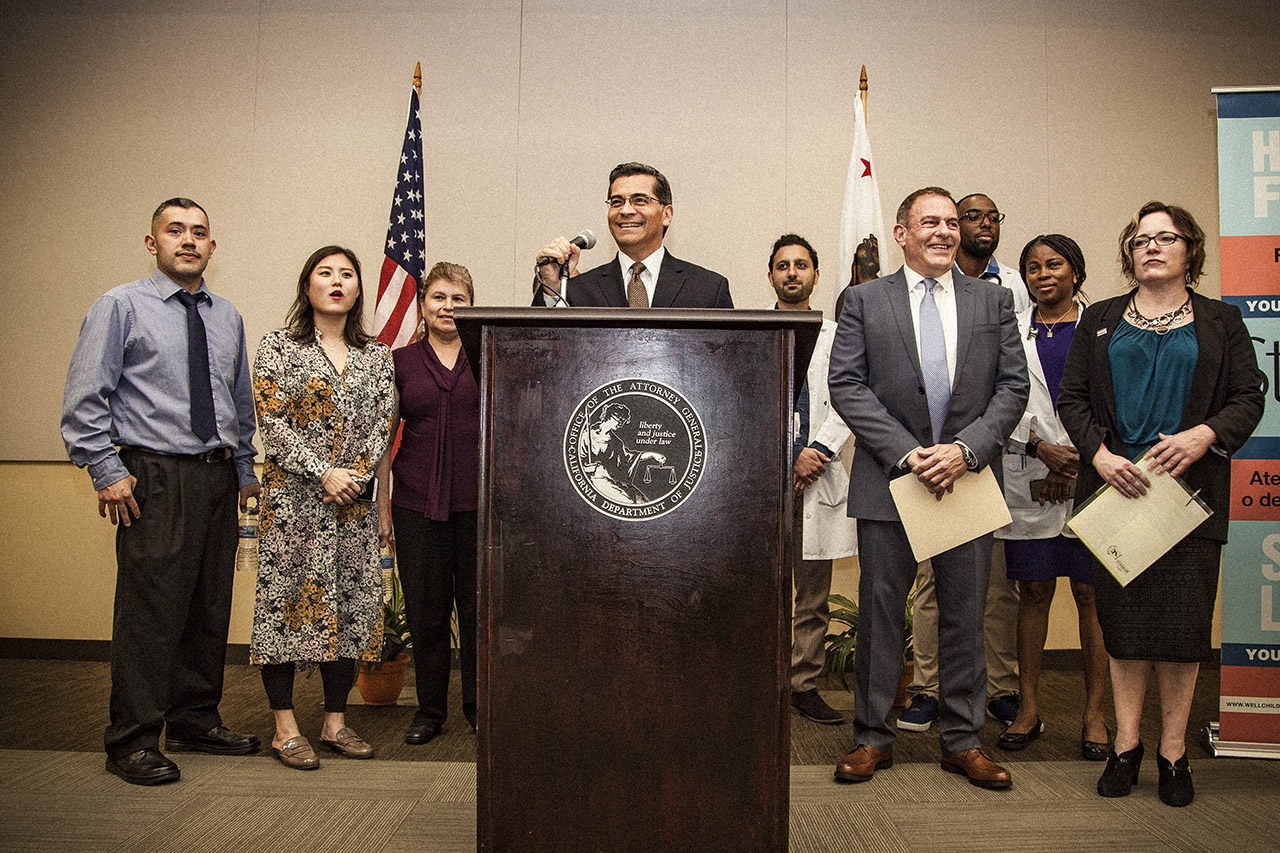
[919,278,950,445]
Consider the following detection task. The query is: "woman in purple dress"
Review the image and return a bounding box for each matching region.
[376,262,479,745]
[994,235,1108,761]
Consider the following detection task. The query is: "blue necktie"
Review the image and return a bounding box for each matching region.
[175,290,217,443]
[919,278,950,445]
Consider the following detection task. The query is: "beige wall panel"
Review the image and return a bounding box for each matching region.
[0,464,117,639]
[0,462,259,642]
[241,0,522,335]
[512,0,788,306]
[1,1,263,461]
[1040,0,1280,304]
[780,0,1052,306]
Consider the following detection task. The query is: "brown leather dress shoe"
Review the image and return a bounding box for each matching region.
[273,736,319,770]
[319,727,375,759]
[834,744,893,783]
[941,747,1012,789]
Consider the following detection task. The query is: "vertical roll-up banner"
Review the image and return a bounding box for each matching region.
[1212,86,1280,758]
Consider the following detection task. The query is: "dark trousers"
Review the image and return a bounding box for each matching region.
[853,518,991,755]
[105,449,239,759]
[261,659,356,713]
[392,505,477,728]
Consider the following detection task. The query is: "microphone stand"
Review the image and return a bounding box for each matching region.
[557,260,571,306]
[534,262,570,307]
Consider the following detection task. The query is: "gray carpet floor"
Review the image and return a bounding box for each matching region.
[2,659,1278,851]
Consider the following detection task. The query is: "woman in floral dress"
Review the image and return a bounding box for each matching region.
[251,245,395,770]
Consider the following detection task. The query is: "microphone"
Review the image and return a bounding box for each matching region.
[536,230,596,266]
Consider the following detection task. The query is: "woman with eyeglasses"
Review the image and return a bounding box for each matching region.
[995,235,1109,763]
[375,262,480,746]
[1058,202,1263,806]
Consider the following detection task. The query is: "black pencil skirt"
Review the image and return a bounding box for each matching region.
[1093,537,1221,663]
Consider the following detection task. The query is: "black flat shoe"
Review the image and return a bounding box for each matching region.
[1081,725,1111,761]
[106,748,180,785]
[166,725,259,755]
[1097,742,1143,797]
[404,721,441,745]
[997,718,1044,751]
[1157,752,1194,806]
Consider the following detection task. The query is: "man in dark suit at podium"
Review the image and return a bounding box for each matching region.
[827,187,1027,790]
[532,162,733,309]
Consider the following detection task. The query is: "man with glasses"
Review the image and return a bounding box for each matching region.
[532,162,733,308]
[954,193,1030,314]
[898,192,1028,735]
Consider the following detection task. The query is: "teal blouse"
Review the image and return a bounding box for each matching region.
[1108,320,1198,455]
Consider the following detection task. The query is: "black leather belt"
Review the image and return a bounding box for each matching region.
[119,445,233,463]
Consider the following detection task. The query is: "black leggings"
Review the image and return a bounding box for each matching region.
[260,659,356,713]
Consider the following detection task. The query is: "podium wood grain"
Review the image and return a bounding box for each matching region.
[460,309,818,853]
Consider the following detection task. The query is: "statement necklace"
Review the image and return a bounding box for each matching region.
[1126,294,1191,335]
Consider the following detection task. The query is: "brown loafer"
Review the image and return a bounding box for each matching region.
[272,735,319,770]
[834,744,893,783]
[319,727,375,759]
[941,747,1012,789]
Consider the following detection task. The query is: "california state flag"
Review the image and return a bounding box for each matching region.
[834,90,887,311]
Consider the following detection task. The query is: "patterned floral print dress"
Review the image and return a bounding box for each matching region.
[250,329,395,667]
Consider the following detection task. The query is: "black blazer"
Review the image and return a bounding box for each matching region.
[532,252,733,308]
[1057,290,1264,541]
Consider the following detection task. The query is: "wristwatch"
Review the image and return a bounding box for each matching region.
[1025,436,1043,458]
[958,442,978,471]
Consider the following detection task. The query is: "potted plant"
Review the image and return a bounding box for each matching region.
[357,561,412,706]
[823,585,916,700]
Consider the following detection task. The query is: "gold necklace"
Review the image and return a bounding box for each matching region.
[1034,304,1076,338]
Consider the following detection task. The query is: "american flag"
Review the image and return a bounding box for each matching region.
[374,86,426,348]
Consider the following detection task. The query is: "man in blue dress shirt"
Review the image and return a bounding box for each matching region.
[62,198,261,785]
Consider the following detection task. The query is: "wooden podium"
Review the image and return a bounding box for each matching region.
[456,307,821,853]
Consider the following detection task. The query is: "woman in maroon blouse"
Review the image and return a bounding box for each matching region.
[376,262,479,744]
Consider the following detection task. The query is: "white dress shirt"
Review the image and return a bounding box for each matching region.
[904,265,958,386]
[618,245,666,306]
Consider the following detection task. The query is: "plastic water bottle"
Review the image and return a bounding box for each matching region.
[235,499,260,573]
[380,542,395,598]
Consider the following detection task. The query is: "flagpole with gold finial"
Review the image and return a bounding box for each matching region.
[859,64,868,121]
[414,61,422,96]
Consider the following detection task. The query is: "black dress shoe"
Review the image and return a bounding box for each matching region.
[1157,752,1194,806]
[404,721,441,745]
[166,725,260,755]
[997,719,1044,751]
[1081,725,1111,761]
[106,748,180,785]
[1097,741,1143,797]
[791,689,846,725]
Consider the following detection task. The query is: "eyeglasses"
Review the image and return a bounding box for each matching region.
[1129,232,1185,251]
[959,210,1005,224]
[607,194,662,210]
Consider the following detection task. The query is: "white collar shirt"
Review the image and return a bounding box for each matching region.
[904,265,958,386]
[618,245,666,306]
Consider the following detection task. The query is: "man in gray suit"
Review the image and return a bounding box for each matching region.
[828,187,1028,789]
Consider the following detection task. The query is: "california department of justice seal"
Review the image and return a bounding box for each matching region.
[563,378,707,521]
